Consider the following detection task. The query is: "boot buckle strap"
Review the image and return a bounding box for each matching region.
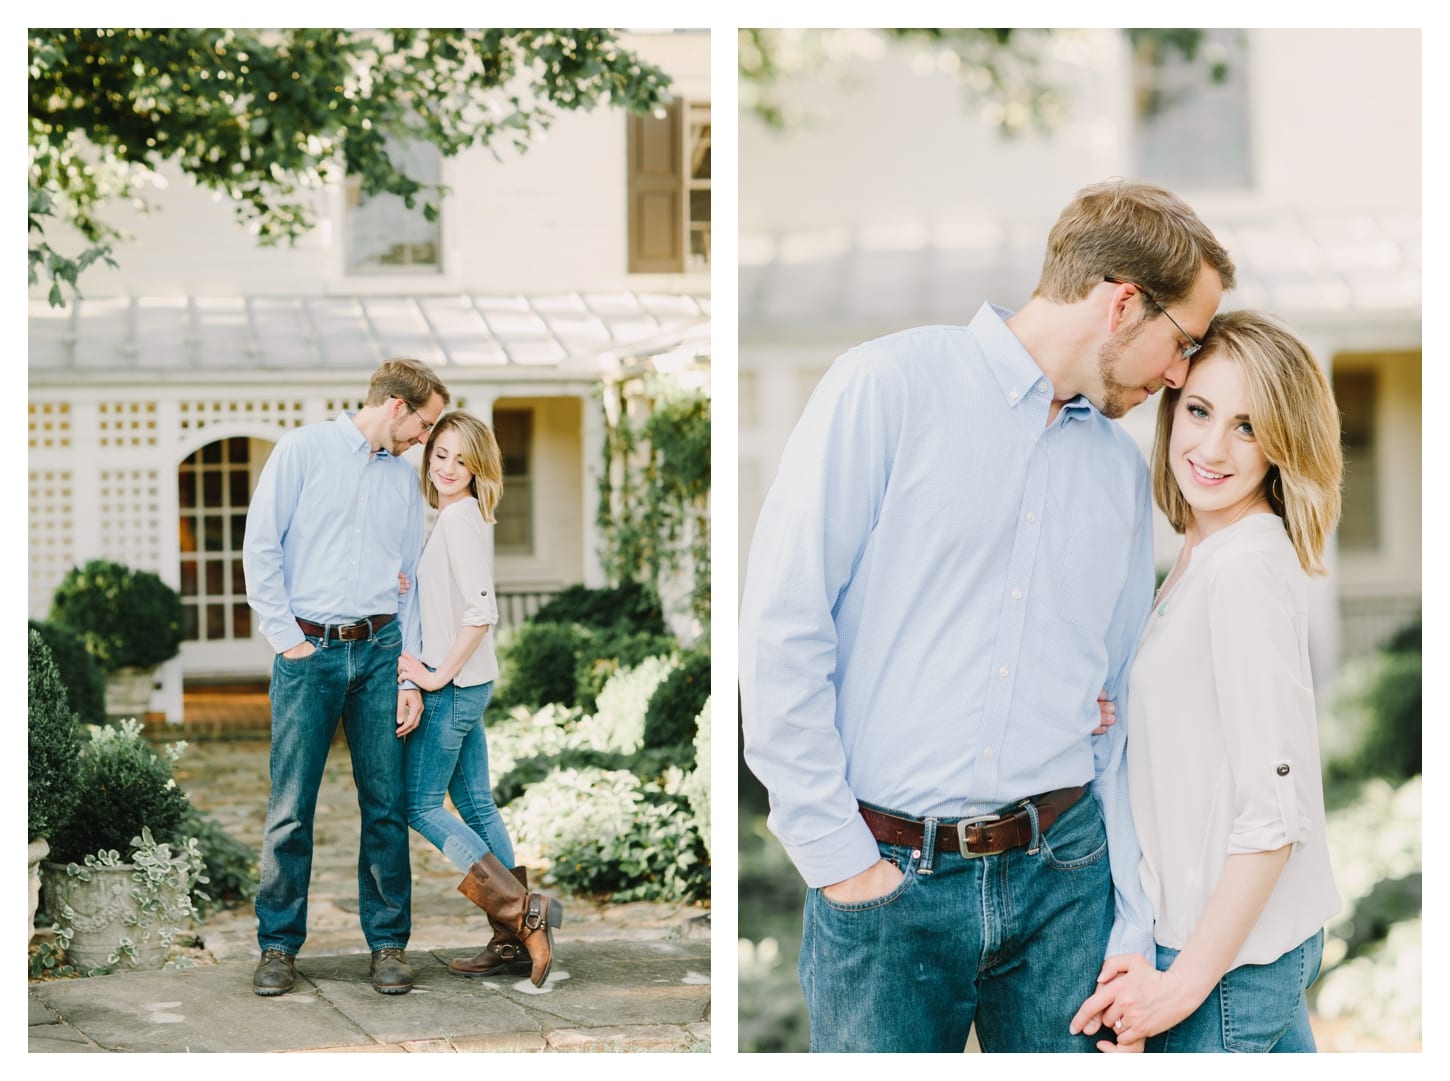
[523,896,545,931]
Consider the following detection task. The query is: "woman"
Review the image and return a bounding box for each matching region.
[1070,310,1342,1052]
[397,410,562,988]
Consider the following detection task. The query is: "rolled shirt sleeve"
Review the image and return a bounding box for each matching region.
[1209,550,1315,855]
[441,503,500,628]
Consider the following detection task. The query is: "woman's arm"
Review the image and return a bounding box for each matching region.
[400,624,489,690]
[1071,845,1291,1048]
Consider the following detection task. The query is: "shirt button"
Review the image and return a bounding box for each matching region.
[1276,763,1291,776]
[1009,390,1020,401]
[1025,512,1037,524]
[983,747,993,759]
[1011,588,1023,600]
[998,666,1009,678]
[1036,384,1049,395]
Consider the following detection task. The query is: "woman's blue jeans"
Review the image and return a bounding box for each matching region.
[404,680,515,874]
[1147,931,1324,1052]
[256,623,411,955]
[799,789,1113,1052]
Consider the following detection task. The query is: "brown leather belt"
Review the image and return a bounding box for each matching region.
[296,614,394,642]
[860,785,1087,858]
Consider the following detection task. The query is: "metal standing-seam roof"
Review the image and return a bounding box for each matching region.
[740,210,1420,333]
[29,291,711,378]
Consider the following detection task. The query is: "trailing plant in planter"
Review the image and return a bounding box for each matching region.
[47,828,207,972]
[39,720,206,972]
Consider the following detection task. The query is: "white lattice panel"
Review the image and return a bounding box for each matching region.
[98,401,159,448]
[29,470,74,618]
[178,398,307,433]
[98,469,163,572]
[28,401,72,451]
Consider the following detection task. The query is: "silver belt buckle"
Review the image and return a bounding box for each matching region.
[956,812,1001,858]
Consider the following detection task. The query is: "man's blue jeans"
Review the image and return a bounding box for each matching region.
[1147,931,1323,1052]
[404,680,515,874]
[799,790,1113,1052]
[255,622,411,955]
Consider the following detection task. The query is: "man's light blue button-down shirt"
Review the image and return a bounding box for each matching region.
[739,303,1157,959]
[243,411,424,671]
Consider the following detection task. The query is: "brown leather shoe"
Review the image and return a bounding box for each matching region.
[456,853,563,987]
[252,949,295,996]
[450,865,533,978]
[370,947,412,995]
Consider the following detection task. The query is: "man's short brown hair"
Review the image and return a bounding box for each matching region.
[365,357,450,410]
[1033,179,1236,308]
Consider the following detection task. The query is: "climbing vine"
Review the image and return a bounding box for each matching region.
[598,375,710,628]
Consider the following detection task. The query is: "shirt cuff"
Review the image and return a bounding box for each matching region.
[782,812,884,889]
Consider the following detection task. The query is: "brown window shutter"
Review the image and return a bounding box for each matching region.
[627,101,685,273]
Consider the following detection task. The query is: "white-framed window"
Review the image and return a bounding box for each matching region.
[344,136,443,275]
[1334,366,1380,553]
[178,437,255,643]
[1132,30,1252,190]
[494,409,533,554]
[627,99,711,273]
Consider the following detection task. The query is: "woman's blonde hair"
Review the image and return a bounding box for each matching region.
[1150,310,1343,575]
[421,411,504,522]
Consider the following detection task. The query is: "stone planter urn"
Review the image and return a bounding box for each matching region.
[41,860,191,970]
[104,665,157,721]
[28,838,49,944]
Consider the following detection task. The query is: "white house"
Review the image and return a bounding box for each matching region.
[28,29,711,721]
[739,28,1421,690]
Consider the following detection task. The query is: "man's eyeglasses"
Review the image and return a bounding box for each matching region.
[1104,276,1202,361]
[405,402,438,433]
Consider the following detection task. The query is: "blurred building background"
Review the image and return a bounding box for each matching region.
[28,29,711,721]
[739,27,1419,683]
[737,27,1420,1053]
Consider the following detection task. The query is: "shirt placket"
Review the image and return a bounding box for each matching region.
[343,453,372,618]
[974,395,1053,801]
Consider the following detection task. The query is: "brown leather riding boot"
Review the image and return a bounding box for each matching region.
[449,865,533,978]
[455,852,563,987]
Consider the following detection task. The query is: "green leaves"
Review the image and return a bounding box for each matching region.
[28,28,673,302]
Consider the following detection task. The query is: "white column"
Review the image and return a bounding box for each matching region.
[69,401,103,562]
[155,399,183,724]
[581,388,607,587]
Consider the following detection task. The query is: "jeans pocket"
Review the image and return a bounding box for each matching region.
[275,637,323,670]
[817,852,918,913]
[1219,946,1309,1052]
[1038,797,1109,871]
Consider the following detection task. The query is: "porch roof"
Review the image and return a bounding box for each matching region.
[740,210,1421,334]
[29,291,710,378]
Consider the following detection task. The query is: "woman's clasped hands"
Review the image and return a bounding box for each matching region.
[1069,953,1197,1053]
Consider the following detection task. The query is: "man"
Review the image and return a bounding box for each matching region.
[739,180,1235,1052]
[243,357,449,997]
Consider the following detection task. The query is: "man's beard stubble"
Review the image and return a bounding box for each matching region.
[1094,318,1149,420]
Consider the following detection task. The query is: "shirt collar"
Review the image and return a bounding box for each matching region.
[969,302,1094,420]
[969,302,1053,409]
[336,410,386,456]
